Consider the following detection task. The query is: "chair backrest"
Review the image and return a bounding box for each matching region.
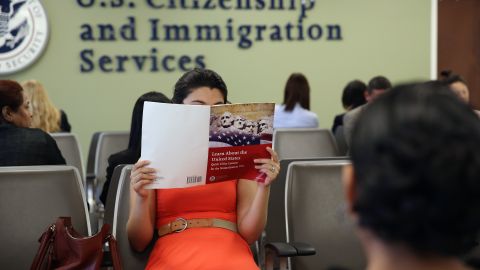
[273,128,340,160]
[265,157,349,245]
[334,126,348,156]
[86,131,129,201]
[285,160,365,270]
[104,164,129,228]
[0,166,91,269]
[50,133,85,182]
[112,165,153,269]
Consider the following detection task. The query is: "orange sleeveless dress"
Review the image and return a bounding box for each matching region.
[145,180,259,270]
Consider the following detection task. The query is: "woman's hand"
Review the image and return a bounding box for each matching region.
[254,147,280,187]
[130,160,156,198]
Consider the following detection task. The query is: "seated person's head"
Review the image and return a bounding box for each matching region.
[365,76,391,102]
[283,73,310,111]
[345,82,480,261]
[128,91,170,153]
[440,70,470,104]
[342,80,367,111]
[172,68,227,105]
[0,80,32,128]
[21,80,61,132]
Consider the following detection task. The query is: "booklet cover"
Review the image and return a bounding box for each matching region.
[141,102,274,189]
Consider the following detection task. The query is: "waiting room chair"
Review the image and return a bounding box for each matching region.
[50,132,85,182]
[0,166,91,269]
[265,158,349,248]
[273,128,340,160]
[111,165,154,269]
[103,164,129,228]
[334,126,348,156]
[284,160,365,270]
[86,131,129,231]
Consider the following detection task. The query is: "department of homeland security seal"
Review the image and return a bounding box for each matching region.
[0,0,48,75]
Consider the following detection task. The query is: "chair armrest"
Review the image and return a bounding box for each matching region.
[265,242,298,257]
[264,242,315,270]
[265,241,316,257]
[289,241,316,256]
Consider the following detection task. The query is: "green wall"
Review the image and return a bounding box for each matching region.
[2,0,432,159]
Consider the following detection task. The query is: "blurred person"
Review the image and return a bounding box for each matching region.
[274,73,319,128]
[128,68,280,269]
[331,79,367,133]
[0,80,65,166]
[440,70,480,117]
[440,70,469,103]
[344,82,480,270]
[343,75,391,148]
[99,91,171,206]
[22,80,71,132]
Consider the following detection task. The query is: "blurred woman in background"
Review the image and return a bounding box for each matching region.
[274,73,319,128]
[331,79,367,133]
[22,80,71,132]
[440,70,480,117]
[99,91,171,205]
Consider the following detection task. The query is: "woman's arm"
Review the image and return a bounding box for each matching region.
[126,160,157,252]
[236,147,280,244]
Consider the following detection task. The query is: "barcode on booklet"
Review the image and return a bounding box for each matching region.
[186,176,202,184]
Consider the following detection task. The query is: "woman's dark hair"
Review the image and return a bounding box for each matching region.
[342,80,367,110]
[283,73,310,111]
[440,70,467,85]
[128,91,171,157]
[0,80,24,124]
[351,81,480,257]
[172,68,228,104]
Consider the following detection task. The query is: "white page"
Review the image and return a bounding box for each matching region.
[141,102,210,189]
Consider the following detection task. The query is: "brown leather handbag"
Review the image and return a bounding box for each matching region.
[31,217,122,270]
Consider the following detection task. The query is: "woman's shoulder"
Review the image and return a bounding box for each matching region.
[108,149,138,165]
[18,126,51,139]
[296,105,318,119]
[2,125,46,140]
[14,127,60,150]
[274,104,286,112]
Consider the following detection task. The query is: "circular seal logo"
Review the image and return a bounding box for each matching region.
[0,0,49,75]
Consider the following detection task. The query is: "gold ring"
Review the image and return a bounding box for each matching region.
[270,166,275,173]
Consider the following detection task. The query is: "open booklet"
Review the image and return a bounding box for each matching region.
[141,102,275,189]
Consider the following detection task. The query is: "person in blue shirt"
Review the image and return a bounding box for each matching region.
[274,73,319,129]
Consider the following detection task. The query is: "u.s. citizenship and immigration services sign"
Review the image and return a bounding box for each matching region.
[0,0,48,75]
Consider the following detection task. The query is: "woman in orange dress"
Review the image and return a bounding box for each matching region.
[127,68,280,270]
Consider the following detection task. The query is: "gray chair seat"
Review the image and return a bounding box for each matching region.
[0,166,90,269]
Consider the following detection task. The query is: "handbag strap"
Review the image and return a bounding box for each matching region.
[107,234,122,270]
[98,223,122,270]
[30,224,56,270]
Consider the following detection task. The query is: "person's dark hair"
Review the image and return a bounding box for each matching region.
[0,80,24,124]
[283,73,310,111]
[172,68,228,104]
[342,80,367,110]
[367,76,392,93]
[128,91,171,157]
[351,82,480,257]
[439,70,467,85]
